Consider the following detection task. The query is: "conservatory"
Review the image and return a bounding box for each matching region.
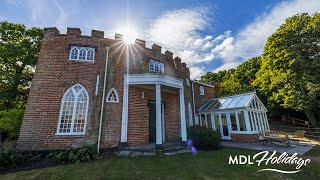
[196,92,270,142]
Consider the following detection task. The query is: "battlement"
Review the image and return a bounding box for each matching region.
[43,27,190,77]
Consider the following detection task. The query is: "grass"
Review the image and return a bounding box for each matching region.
[1,147,319,180]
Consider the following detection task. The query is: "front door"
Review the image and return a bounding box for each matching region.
[149,102,156,143]
[148,101,164,143]
[220,113,231,140]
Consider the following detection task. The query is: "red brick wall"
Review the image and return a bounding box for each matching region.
[126,86,180,145]
[18,27,207,151]
[18,28,104,150]
[193,82,216,113]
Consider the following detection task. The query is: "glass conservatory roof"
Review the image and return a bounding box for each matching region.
[198,92,256,112]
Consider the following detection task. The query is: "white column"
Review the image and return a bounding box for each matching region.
[226,112,232,133]
[243,110,251,131]
[156,84,162,145]
[179,88,187,141]
[211,114,215,130]
[195,115,199,125]
[120,83,129,144]
[235,112,240,131]
[218,113,223,136]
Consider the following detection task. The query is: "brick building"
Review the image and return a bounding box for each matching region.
[17,27,215,151]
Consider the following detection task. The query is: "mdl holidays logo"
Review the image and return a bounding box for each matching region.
[228,151,311,173]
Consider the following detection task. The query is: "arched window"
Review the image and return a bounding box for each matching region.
[200,86,205,95]
[57,84,89,135]
[188,102,193,126]
[186,77,190,87]
[70,47,79,60]
[79,48,86,60]
[159,63,164,73]
[149,60,155,72]
[106,88,119,103]
[87,48,95,61]
[154,62,159,72]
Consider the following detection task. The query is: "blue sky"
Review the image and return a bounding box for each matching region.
[1,0,319,79]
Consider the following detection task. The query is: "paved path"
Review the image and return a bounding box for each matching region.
[222,141,318,155]
[117,149,191,156]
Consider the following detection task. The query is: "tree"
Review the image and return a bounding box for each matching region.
[0,21,43,110]
[201,56,261,97]
[254,13,320,126]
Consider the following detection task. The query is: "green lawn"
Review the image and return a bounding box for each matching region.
[1,147,319,180]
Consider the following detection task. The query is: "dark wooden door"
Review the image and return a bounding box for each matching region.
[149,102,156,143]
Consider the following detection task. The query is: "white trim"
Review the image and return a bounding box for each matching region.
[235,111,240,131]
[69,46,95,62]
[156,84,163,145]
[120,84,129,143]
[124,74,183,89]
[243,110,251,131]
[56,84,89,136]
[180,88,187,141]
[230,131,259,135]
[106,87,119,103]
[95,75,99,96]
[193,80,215,88]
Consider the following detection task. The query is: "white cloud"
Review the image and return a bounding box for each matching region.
[217,0,320,63]
[190,66,205,80]
[145,7,226,79]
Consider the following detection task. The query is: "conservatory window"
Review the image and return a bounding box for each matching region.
[69,46,95,61]
[200,86,205,95]
[106,88,119,103]
[57,84,89,135]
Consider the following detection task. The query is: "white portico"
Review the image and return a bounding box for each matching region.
[120,74,187,149]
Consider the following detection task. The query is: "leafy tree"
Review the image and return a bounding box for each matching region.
[254,13,320,126]
[0,21,43,110]
[201,57,261,96]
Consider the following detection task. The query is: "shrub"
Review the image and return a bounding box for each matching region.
[0,108,25,140]
[48,143,97,164]
[0,141,39,168]
[187,125,221,149]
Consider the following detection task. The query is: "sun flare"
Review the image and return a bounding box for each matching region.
[118,26,138,44]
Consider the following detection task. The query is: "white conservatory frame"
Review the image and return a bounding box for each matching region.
[197,92,270,140]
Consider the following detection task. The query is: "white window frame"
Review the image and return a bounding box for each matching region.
[56,84,89,136]
[200,86,205,95]
[69,46,95,62]
[106,87,119,103]
[149,59,164,74]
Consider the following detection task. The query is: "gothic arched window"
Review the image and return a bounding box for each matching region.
[57,84,89,135]
[106,88,119,103]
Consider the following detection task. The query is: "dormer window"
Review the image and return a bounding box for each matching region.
[69,46,95,62]
[149,59,164,74]
[200,86,205,95]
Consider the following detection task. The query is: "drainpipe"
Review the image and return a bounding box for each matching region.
[97,46,110,153]
[191,80,196,125]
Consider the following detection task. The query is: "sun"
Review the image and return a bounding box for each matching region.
[119,26,138,44]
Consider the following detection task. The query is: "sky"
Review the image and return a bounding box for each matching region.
[1,0,320,79]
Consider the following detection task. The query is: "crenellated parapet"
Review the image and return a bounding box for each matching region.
[43,27,191,78]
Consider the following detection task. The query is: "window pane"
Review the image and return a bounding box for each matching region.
[230,113,237,131]
[238,111,247,131]
[70,48,78,59]
[87,49,94,61]
[79,49,86,60]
